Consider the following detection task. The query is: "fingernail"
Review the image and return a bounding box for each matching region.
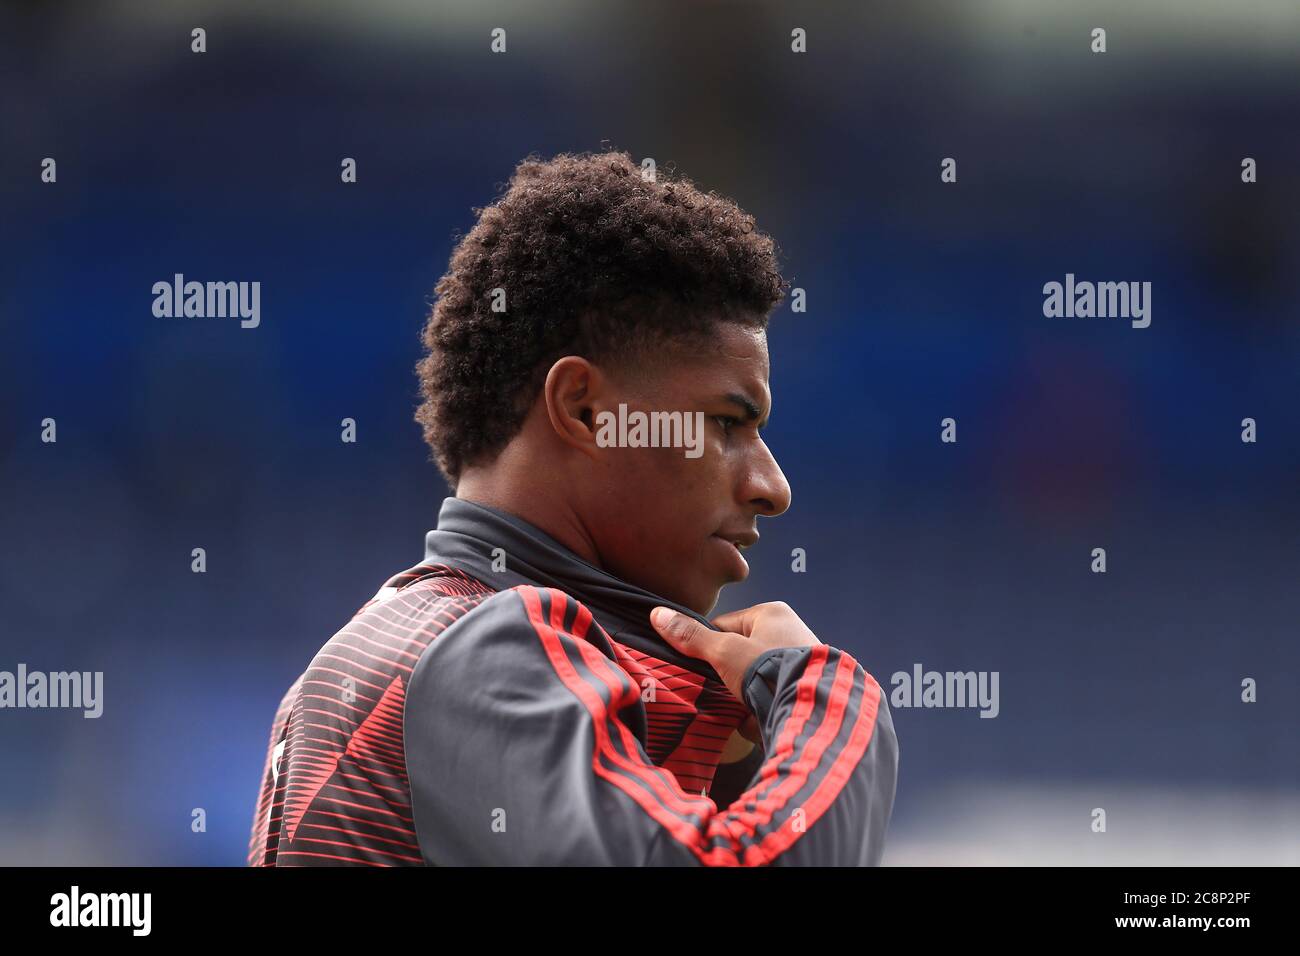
[651,607,675,628]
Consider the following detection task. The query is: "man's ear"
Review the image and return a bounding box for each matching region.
[542,355,609,458]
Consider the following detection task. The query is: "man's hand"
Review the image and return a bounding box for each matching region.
[650,601,821,709]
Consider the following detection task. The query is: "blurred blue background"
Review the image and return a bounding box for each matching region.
[0,0,1296,864]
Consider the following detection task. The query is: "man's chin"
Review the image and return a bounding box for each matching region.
[633,569,724,618]
[690,583,726,620]
[653,581,721,619]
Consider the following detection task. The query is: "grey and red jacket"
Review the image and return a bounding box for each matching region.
[247,497,899,866]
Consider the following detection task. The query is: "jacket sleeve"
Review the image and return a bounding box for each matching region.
[246,675,300,866]
[403,585,898,866]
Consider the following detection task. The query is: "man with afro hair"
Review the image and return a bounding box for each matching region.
[248,150,898,867]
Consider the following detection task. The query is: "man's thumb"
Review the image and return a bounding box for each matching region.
[650,607,711,659]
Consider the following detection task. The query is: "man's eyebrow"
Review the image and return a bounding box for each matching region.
[722,392,768,429]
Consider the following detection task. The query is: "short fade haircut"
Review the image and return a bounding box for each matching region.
[415,150,787,484]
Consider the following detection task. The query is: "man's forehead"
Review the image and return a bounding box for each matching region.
[678,321,766,365]
[673,325,771,405]
[716,324,769,363]
[619,321,770,400]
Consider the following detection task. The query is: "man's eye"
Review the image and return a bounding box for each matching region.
[713,415,739,433]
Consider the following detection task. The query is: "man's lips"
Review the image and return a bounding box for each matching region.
[712,529,759,551]
[711,530,758,580]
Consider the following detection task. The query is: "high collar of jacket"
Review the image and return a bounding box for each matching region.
[423,496,725,681]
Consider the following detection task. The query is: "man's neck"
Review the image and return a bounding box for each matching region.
[454,468,605,570]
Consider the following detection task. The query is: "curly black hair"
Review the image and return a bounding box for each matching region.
[415,150,787,484]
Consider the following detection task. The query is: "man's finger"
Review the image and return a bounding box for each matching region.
[709,605,764,637]
[651,607,728,661]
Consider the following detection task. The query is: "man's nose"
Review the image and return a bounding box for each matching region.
[743,439,792,517]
